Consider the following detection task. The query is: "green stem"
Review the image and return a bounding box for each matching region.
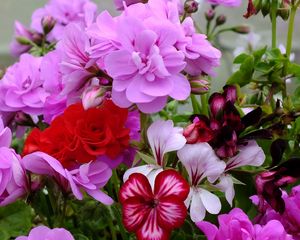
[107,206,117,240]
[112,170,120,199]
[285,5,297,59]
[59,196,67,227]
[140,112,149,145]
[190,95,201,114]
[200,94,209,116]
[282,3,298,98]
[271,0,277,48]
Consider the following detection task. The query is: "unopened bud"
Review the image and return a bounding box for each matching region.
[261,0,270,17]
[216,15,226,26]
[190,79,210,95]
[15,112,35,126]
[205,9,215,21]
[232,25,251,34]
[42,16,56,35]
[277,1,290,21]
[16,37,32,45]
[32,32,43,45]
[82,86,107,110]
[184,0,199,14]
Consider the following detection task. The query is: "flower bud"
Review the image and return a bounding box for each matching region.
[216,15,226,26]
[190,79,210,95]
[82,86,106,110]
[184,0,199,14]
[16,37,32,45]
[205,9,215,21]
[209,93,226,117]
[42,16,56,35]
[14,112,35,126]
[232,25,251,34]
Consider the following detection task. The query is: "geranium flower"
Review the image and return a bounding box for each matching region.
[23,151,113,205]
[177,143,226,222]
[23,100,130,168]
[30,0,97,41]
[0,118,29,206]
[16,226,74,240]
[197,208,293,240]
[0,54,48,115]
[123,120,186,187]
[206,0,242,7]
[119,169,189,240]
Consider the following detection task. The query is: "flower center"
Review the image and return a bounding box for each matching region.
[149,198,159,208]
[22,77,32,90]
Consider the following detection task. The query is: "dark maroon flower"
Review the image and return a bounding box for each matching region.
[244,0,257,18]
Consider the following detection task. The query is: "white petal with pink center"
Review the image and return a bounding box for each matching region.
[147,120,186,166]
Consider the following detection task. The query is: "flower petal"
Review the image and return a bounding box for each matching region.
[136,209,170,240]
[190,190,206,222]
[154,169,189,201]
[226,141,265,171]
[177,143,225,186]
[122,197,151,232]
[147,120,186,166]
[199,188,222,215]
[157,196,187,230]
[214,174,235,206]
[119,173,153,203]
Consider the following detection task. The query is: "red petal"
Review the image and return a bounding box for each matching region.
[154,170,189,201]
[122,197,151,232]
[157,196,187,230]
[136,209,170,240]
[119,173,153,203]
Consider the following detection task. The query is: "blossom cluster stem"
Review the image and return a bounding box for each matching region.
[191,94,201,114]
[271,0,277,48]
[200,94,209,116]
[282,1,299,98]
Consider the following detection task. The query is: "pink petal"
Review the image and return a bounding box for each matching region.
[137,96,167,113]
[119,173,153,203]
[169,74,191,100]
[226,141,265,171]
[154,169,189,201]
[196,221,218,240]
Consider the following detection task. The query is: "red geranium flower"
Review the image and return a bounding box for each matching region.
[119,169,189,240]
[23,100,130,167]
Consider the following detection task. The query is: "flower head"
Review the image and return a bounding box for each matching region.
[23,100,130,168]
[119,169,189,240]
[197,208,293,240]
[178,143,226,222]
[23,152,113,205]
[16,226,74,240]
[0,54,48,115]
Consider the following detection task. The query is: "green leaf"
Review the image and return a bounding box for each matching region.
[233,53,249,64]
[288,63,300,78]
[0,201,33,239]
[253,46,267,63]
[73,233,90,240]
[137,151,156,165]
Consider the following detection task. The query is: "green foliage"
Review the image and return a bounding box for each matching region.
[0,201,33,239]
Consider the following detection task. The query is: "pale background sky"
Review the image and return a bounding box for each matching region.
[0,0,299,84]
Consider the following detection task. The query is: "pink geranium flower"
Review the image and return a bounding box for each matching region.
[16,226,74,240]
[119,169,189,240]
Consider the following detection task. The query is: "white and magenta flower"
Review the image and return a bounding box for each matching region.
[177,143,226,222]
[123,119,186,186]
[119,169,189,240]
[16,226,74,240]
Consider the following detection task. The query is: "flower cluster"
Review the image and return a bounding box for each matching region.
[3,0,300,239]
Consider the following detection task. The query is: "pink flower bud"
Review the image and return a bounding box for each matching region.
[184,0,199,14]
[190,79,210,95]
[42,16,56,35]
[82,86,106,110]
